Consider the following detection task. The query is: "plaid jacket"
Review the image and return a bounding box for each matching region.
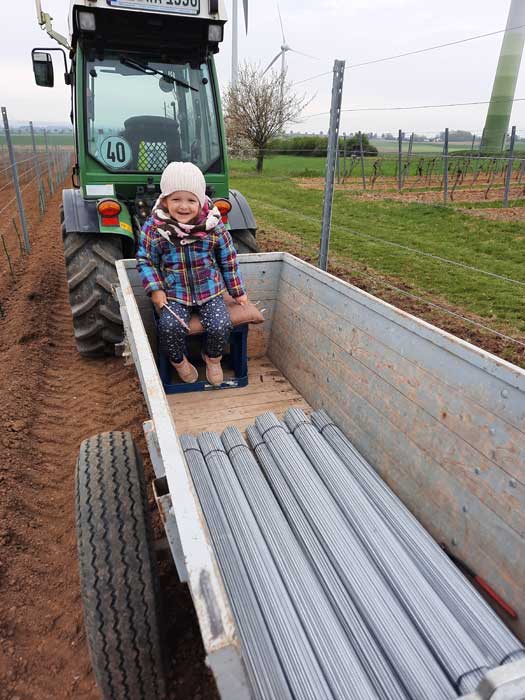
[136,217,246,306]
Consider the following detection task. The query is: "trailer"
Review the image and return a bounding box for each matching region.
[75,251,525,700]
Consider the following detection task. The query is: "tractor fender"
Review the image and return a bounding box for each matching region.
[62,189,134,243]
[62,189,99,237]
[228,188,257,234]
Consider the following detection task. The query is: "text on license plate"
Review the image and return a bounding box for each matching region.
[107,0,200,15]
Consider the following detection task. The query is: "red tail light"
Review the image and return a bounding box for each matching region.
[97,199,121,227]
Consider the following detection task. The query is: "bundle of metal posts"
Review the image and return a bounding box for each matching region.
[309,408,524,665]
[194,431,334,699]
[180,409,525,700]
[180,434,293,700]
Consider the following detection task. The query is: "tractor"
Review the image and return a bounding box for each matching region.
[32,0,258,358]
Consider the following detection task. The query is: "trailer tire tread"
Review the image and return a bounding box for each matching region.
[76,431,166,700]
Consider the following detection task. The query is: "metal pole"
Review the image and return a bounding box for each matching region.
[29,121,45,213]
[359,131,366,191]
[397,129,403,191]
[403,132,414,188]
[443,127,449,203]
[318,60,345,272]
[343,132,347,178]
[232,0,238,85]
[336,139,340,184]
[43,129,54,195]
[503,125,516,208]
[1,107,30,253]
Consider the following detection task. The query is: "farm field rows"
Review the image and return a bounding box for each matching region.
[231,158,525,366]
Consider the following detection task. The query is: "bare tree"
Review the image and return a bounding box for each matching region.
[224,62,309,173]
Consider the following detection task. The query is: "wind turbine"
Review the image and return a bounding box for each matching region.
[263,4,317,76]
[231,0,248,85]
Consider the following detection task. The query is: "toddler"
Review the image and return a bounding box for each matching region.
[136,161,248,386]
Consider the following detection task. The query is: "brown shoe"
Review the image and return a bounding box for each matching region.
[203,354,223,386]
[171,356,198,383]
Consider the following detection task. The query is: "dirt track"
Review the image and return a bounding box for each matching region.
[0,190,216,699]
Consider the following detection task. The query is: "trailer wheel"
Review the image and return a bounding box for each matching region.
[75,431,167,700]
[61,207,124,357]
[231,228,259,254]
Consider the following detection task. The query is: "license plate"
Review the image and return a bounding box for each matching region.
[107,0,200,15]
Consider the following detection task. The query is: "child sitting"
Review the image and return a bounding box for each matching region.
[136,161,248,386]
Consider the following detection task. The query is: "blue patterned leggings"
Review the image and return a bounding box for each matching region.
[158,295,233,363]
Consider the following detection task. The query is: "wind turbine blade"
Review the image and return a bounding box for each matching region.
[277,3,286,43]
[242,0,248,33]
[263,51,283,74]
[289,48,319,60]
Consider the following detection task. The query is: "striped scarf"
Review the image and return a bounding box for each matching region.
[152,197,222,246]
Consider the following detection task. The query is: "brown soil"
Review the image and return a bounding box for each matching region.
[0,189,217,699]
[294,176,525,220]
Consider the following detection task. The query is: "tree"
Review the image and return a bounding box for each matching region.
[223,62,309,173]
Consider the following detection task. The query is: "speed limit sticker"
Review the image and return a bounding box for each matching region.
[99,136,132,169]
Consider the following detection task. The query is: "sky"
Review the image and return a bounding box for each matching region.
[2,0,525,138]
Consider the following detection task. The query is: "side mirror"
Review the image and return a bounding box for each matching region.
[32,51,54,87]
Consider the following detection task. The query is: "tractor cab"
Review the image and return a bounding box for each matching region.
[32,0,257,357]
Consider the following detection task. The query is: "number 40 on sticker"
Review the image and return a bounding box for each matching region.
[100,136,132,169]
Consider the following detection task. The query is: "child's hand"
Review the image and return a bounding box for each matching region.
[234,294,248,306]
[151,290,167,311]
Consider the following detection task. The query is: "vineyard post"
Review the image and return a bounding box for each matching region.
[359,131,366,190]
[397,129,403,191]
[30,121,46,213]
[443,127,449,203]
[319,59,345,272]
[1,107,30,253]
[343,133,347,179]
[503,125,516,208]
[43,129,54,196]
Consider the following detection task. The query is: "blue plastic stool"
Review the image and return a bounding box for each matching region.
[157,321,249,394]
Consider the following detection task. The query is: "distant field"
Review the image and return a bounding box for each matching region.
[0,133,74,146]
[369,139,471,154]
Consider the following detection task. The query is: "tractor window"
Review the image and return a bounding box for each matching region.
[84,53,222,174]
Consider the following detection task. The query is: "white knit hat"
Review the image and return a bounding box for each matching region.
[160,161,206,208]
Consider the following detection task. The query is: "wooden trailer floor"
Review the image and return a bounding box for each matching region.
[167,356,311,436]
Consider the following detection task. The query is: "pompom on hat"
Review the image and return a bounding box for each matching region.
[159,161,206,208]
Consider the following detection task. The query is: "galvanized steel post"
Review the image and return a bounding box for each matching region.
[2,107,30,253]
[318,59,345,272]
[397,129,403,191]
[443,128,449,203]
[29,121,45,213]
[503,125,516,208]
[359,131,366,191]
[43,129,54,196]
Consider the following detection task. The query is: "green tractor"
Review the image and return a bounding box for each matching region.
[33,0,258,358]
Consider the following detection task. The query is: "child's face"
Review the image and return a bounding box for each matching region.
[164,191,200,224]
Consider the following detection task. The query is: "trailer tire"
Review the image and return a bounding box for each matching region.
[62,207,124,357]
[231,228,259,254]
[75,431,167,700]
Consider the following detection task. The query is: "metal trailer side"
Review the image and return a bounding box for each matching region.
[115,252,525,699]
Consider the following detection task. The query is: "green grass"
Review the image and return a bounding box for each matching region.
[0,133,74,147]
[231,171,525,333]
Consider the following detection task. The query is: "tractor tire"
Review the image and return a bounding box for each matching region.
[61,207,124,357]
[75,431,167,700]
[231,228,259,254]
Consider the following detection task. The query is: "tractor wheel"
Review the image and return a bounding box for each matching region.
[61,208,124,357]
[231,228,259,254]
[75,431,167,700]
